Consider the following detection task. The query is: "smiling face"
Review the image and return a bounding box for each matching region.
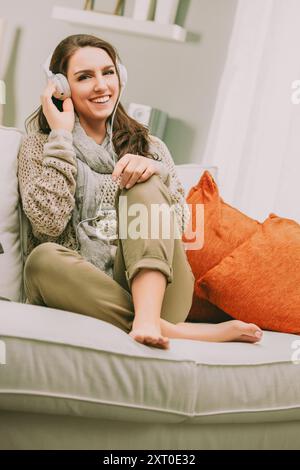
[66,46,120,127]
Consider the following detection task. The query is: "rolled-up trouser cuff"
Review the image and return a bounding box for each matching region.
[125,257,173,290]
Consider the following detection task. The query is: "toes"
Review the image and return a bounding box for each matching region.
[159,336,170,345]
[240,334,260,342]
[145,336,169,349]
[145,340,167,349]
[135,336,145,344]
[232,334,260,343]
[240,323,263,338]
[129,332,145,343]
[158,336,169,343]
[129,331,170,349]
[144,335,157,343]
[248,323,261,329]
[250,325,263,339]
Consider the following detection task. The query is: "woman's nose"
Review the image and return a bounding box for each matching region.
[94,74,108,91]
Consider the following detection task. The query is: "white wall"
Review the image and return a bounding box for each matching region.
[0,0,237,164]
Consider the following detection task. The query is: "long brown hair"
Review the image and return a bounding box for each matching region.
[25,34,159,160]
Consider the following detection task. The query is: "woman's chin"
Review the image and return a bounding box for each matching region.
[77,101,116,121]
[82,109,111,121]
[90,106,114,118]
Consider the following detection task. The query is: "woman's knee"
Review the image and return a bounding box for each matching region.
[122,174,172,205]
[24,242,61,279]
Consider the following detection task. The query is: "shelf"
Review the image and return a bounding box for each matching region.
[51,6,187,42]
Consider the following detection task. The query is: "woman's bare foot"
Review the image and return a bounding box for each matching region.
[129,321,170,349]
[159,318,263,343]
[210,319,263,343]
[229,320,263,343]
[128,319,262,349]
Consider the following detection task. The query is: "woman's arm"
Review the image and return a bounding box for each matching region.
[17,129,77,238]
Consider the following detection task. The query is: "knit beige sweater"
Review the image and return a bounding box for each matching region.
[17,129,190,261]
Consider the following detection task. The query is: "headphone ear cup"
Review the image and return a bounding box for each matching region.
[117,62,128,90]
[52,73,71,100]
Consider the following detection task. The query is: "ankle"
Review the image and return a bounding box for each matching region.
[132,316,161,329]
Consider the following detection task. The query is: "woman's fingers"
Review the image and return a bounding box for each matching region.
[62,97,74,112]
[40,79,75,132]
[136,168,154,184]
[112,154,130,181]
[40,79,56,103]
[40,80,59,115]
[112,155,157,189]
[121,163,146,188]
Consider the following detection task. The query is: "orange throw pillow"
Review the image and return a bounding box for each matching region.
[196,214,300,334]
[183,171,261,323]
[187,294,232,323]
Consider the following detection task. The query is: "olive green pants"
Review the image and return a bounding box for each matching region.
[24,175,195,334]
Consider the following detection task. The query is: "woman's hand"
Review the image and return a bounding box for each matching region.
[111,154,160,189]
[40,79,75,133]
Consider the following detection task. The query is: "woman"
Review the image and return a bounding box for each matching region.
[18,34,263,349]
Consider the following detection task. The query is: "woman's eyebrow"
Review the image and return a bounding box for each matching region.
[73,65,115,76]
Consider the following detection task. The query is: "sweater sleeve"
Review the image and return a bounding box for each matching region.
[149,135,191,235]
[17,129,77,238]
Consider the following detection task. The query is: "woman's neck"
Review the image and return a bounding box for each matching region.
[77,115,107,145]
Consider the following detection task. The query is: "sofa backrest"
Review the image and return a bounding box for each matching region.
[0,125,218,303]
[0,125,24,303]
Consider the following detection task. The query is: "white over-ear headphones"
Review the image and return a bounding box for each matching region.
[42,53,128,100]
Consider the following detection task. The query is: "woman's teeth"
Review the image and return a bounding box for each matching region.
[90,96,110,104]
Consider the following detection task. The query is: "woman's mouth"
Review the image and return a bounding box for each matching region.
[89,95,111,106]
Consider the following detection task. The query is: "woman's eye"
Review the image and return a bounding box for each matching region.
[78,71,114,81]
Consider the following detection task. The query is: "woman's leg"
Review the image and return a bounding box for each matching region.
[113,175,263,348]
[114,174,195,317]
[24,243,263,348]
[113,248,263,347]
[24,242,135,334]
[113,175,194,348]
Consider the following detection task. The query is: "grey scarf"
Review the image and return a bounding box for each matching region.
[71,114,118,278]
[70,114,164,279]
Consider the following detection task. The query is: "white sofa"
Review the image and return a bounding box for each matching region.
[0,125,300,450]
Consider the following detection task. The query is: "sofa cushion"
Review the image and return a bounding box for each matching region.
[174,167,229,323]
[1,300,300,424]
[0,126,24,302]
[183,171,261,323]
[197,214,300,334]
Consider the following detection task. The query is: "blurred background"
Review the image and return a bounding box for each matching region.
[1,0,299,223]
